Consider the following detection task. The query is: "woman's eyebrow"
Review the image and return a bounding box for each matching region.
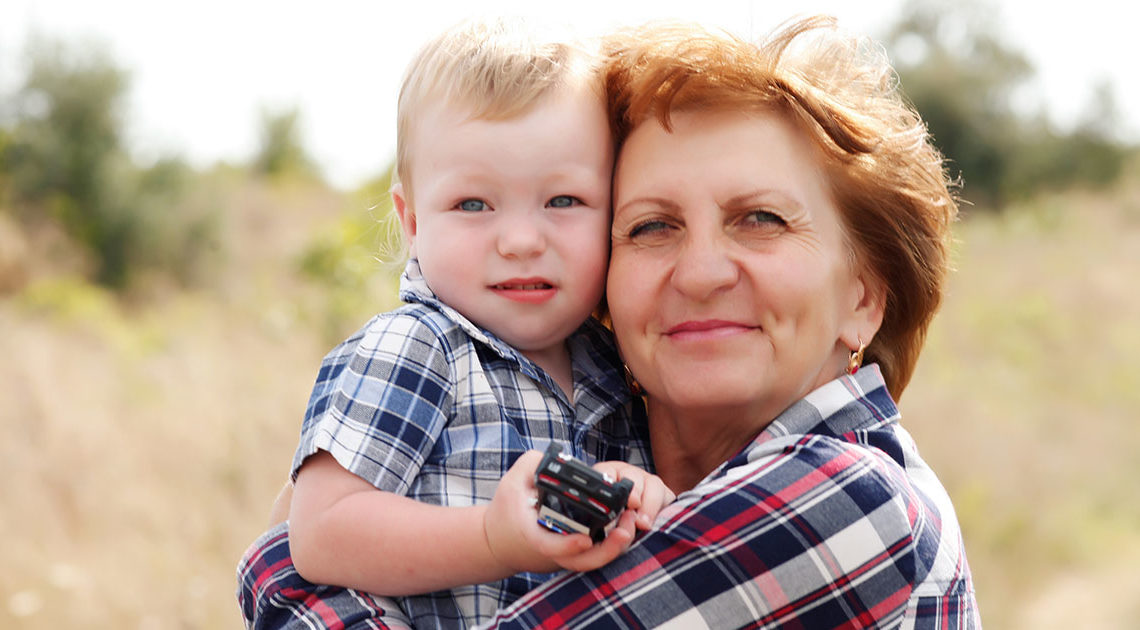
[722,189,802,209]
[614,196,680,215]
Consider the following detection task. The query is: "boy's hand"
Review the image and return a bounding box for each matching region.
[484,450,638,574]
[591,461,677,531]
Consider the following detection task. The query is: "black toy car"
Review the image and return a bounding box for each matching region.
[534,443,633,543]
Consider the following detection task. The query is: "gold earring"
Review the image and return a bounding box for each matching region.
[623,364,644,397]
[847,339,866,375]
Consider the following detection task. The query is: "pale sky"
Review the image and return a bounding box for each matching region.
[2,0,1136,189]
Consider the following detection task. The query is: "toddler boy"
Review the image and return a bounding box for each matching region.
[239,18,665,630]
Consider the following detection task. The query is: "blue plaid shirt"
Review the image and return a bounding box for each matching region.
[240,365,979,629]
[249,260,650,629]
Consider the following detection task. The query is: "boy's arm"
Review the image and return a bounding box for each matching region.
[290,450,513,595]
[290,450,642,596]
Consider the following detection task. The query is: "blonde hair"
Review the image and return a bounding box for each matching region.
[604,16,958,397]
[395,17,603,204]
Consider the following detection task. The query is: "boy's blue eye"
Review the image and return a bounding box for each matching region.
[458,199,488,212]
[547,195,581,208]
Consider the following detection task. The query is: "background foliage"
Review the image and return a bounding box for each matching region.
[885,1,1130,206]
[1,0,1138,627]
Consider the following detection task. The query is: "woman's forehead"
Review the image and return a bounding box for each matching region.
[615,110,827,195]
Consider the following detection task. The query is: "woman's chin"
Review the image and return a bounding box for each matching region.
[651,376,784,418]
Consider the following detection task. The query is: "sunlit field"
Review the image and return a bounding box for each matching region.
[2,166,1138,628]
[900,171,1140,628]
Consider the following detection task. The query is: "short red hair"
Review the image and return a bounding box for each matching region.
[604,16,958,397]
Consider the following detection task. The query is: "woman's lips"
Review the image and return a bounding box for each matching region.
[490,278,557,304]
[665,319,756,340]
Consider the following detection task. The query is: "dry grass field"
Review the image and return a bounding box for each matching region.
[1,167,1138,628]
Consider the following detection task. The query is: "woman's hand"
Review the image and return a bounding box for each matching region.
[483,450,639,574]
[591,461,677,531]
[266,480,293,527]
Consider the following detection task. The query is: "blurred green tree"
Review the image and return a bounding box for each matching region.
[885,0,1033,206]
[252,107,320,180]
[1,38,132,283]
[297,170,402,342]
[886,0,1132,207]
[0,37,220,289]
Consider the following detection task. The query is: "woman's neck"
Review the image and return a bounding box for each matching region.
[646,400,771,493]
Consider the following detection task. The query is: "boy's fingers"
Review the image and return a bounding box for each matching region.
[587,511,636,559]
[619,469,646,510]
[554,514,635,572]
[509,450,544,480]
[533,530,592,558]
[641,484,667,519]
[634,480,677,531]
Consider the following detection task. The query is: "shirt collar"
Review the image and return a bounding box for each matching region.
[398,259,630,410]
[754,364,900,446]
[398,258,513,356]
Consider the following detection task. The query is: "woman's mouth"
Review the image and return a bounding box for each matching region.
[665,320,756,340]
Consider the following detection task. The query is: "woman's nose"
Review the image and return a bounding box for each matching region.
[670,230,739,300]
[496,217,546,259]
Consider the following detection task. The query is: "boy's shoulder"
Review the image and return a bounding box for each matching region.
[349,301,475,356]
[313,302,469,370]
[309,303,474,393]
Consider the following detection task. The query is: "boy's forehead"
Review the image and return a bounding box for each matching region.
[408,84,609,151]
[429,75,604,123]
[403,86,613,193]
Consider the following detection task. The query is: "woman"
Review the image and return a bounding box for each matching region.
[241,16,978,628]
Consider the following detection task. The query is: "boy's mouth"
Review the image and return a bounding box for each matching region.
[490,278,554,291]
[490,278,557,304]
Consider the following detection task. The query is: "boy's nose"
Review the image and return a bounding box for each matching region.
[496,218,546,259]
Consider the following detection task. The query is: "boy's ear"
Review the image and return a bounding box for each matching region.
[390,182,417,257]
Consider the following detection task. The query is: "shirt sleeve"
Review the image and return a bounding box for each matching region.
[477,435,924,629]
[292,310,457,494]
[237,523,414,630]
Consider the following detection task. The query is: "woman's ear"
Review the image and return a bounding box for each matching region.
[390,182,417,257]
[841,267,886,351]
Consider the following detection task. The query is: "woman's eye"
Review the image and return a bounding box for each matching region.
[457,199,488,212]
[547,195,581,208]
[628,220,672,239]
[741,210,785,228]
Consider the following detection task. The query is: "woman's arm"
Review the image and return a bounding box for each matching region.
[477,437,939,629]
[237,521,414,630]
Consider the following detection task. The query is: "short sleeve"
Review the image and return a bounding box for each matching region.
[291,309,457,495]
